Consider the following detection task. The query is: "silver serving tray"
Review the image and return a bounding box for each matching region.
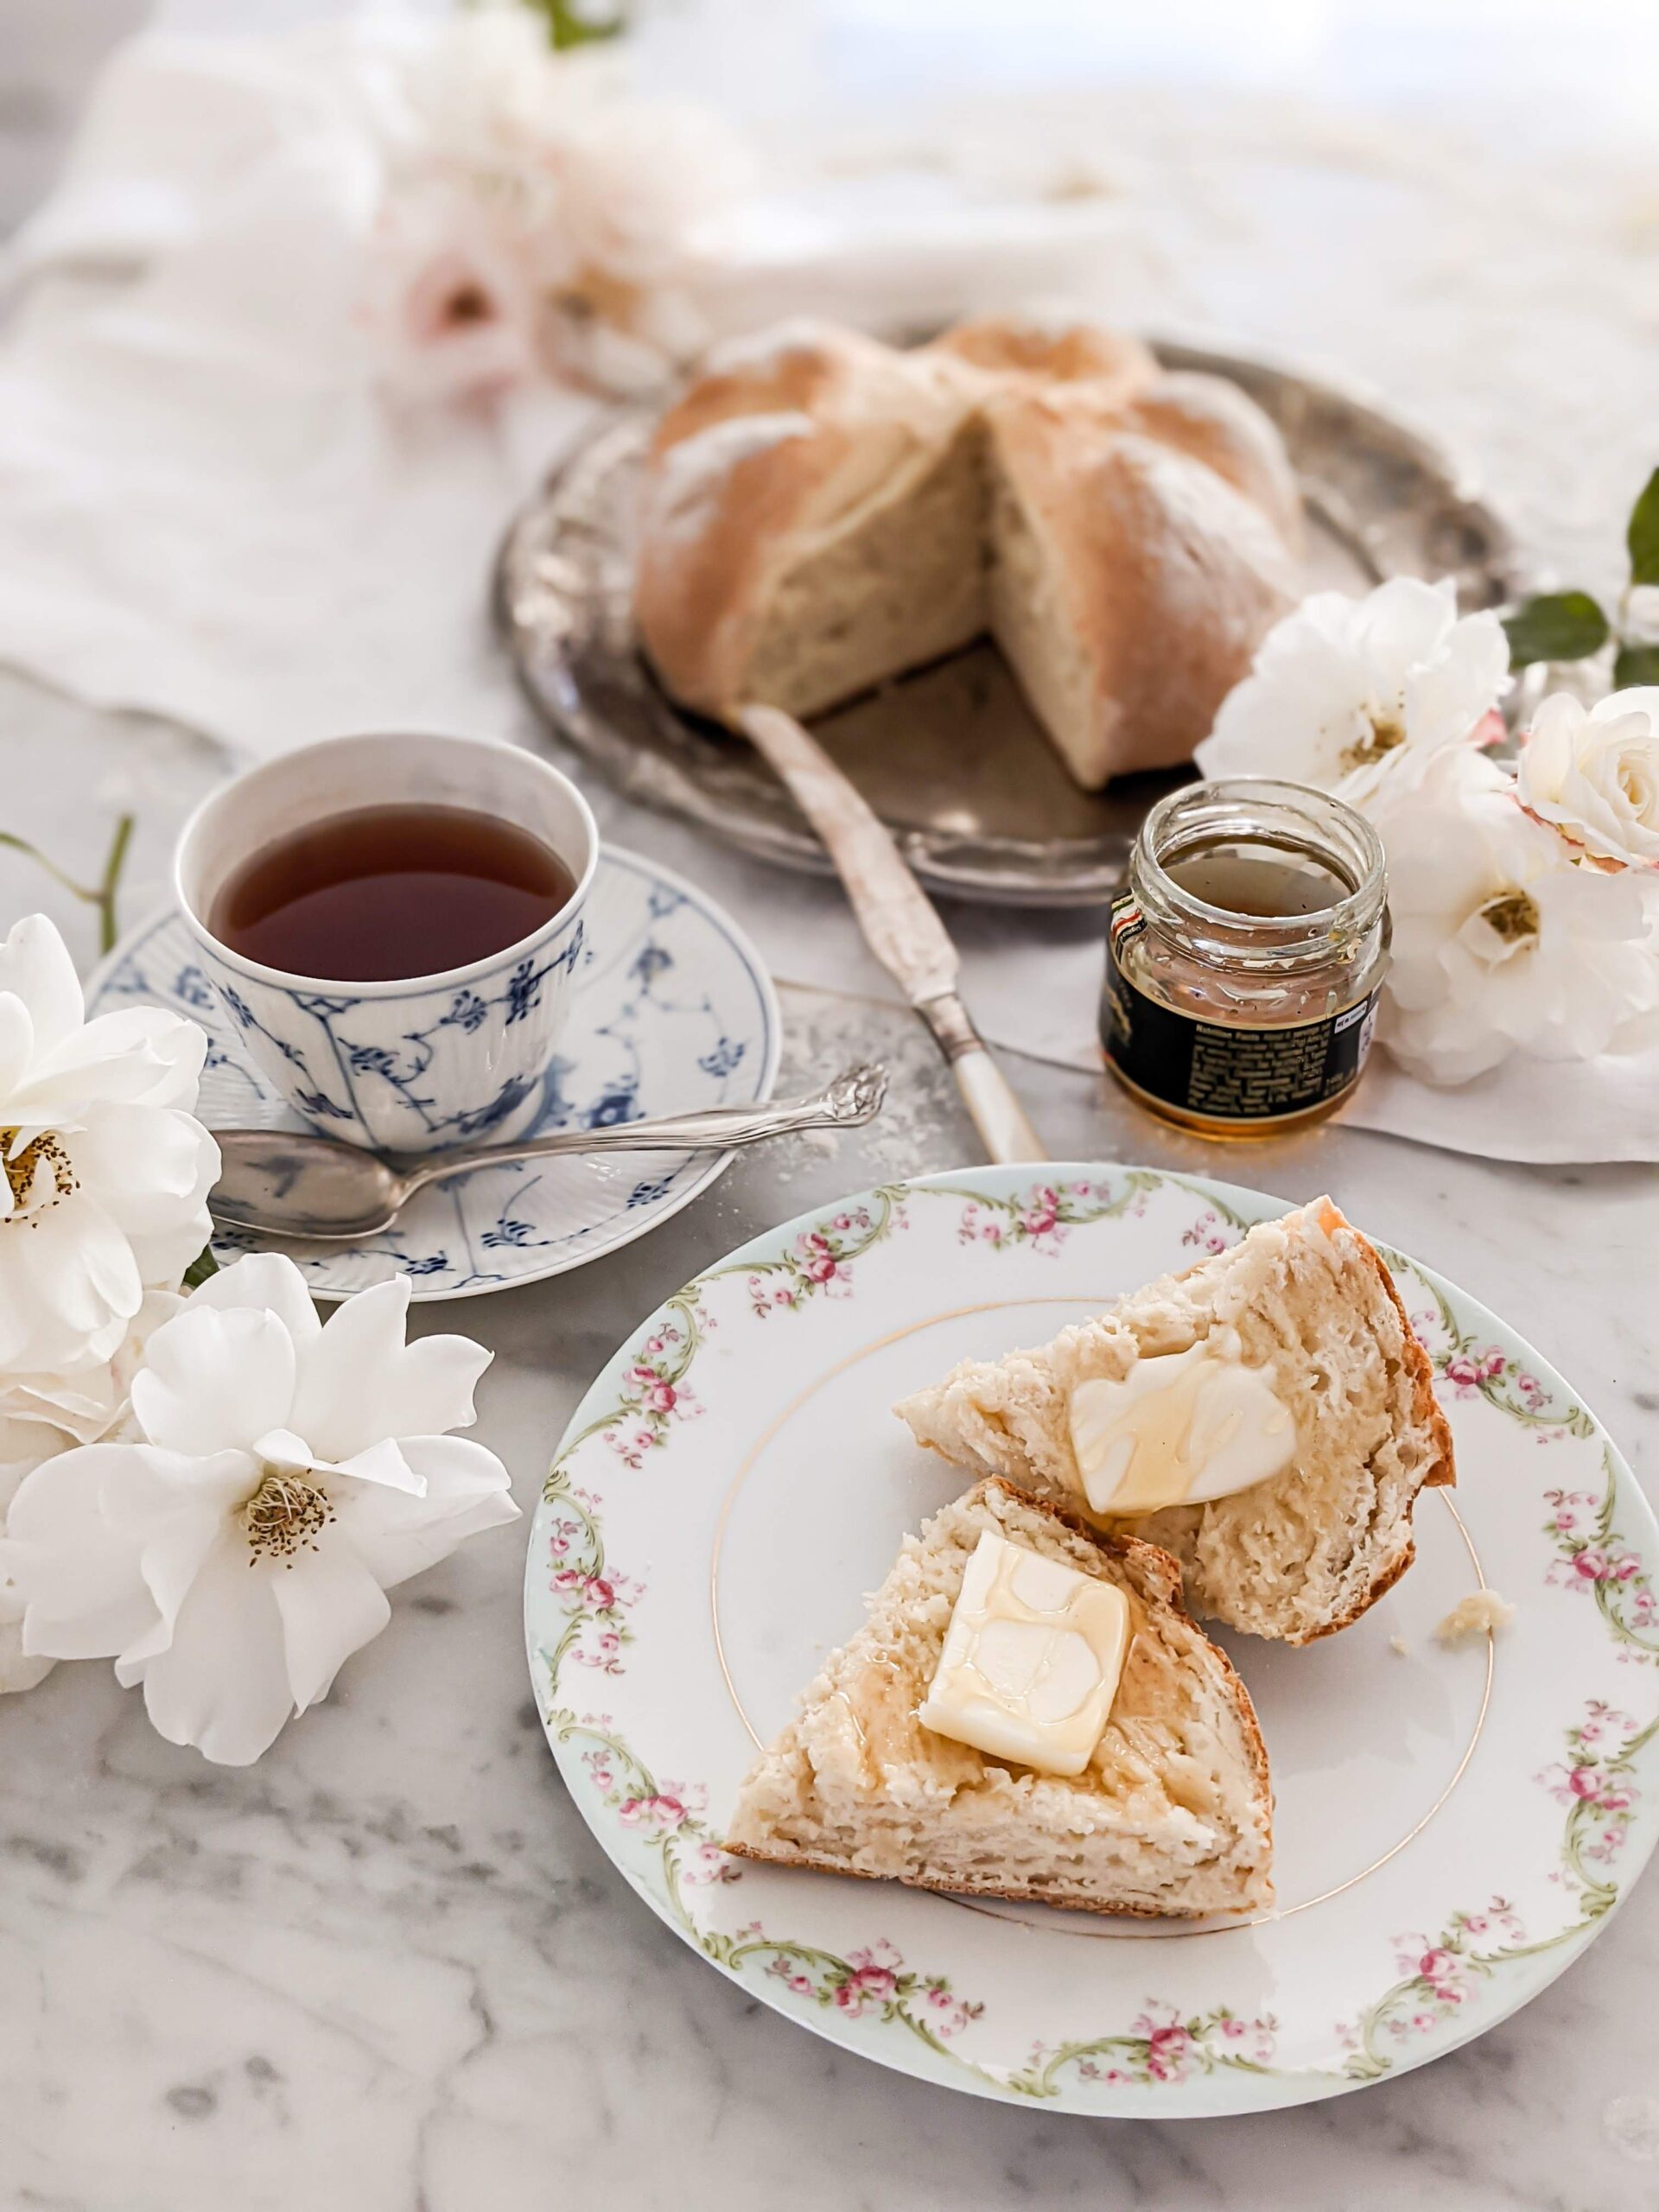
[496,340,1528,908]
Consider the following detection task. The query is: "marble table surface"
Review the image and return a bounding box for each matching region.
[3,3,1659,2196]
[1,671,1657,2212]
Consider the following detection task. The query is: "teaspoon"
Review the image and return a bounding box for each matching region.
[209,1063,887,1241]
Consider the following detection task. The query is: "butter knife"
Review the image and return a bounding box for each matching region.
[737,703,1047,1164]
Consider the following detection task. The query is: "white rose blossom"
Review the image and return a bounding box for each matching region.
[1365,747,1659,1084]
[375,182,543,405]
[0,914,218,1375]
[3,1255,518,1764]
[1196,575,1510,803]
[1516,688,1659,870]
[0,1288,180,1470]
[1198,581,1659,1082]
[0,1289,181,1694]
[372,15,752,402]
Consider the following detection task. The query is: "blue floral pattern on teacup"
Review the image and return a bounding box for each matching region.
[92,849,779,1300]
[182,891,588,1154]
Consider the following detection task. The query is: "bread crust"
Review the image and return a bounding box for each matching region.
[632,315,1302,782]
[1274,1202,1456,1647]
[1169,1200,1454,1646]
[724,1477,1274,1916]
[926,316,1158,397]
[977,395,1300,780]
[632,325,966,715]
[1351,1212,1457,1491]
[899,1198,1456,1647]
[721,1836,1246,1920]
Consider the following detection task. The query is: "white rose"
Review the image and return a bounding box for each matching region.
[0,1287,182,1467]
[3,1255,518,1765]
[1364,747,1659,1084]
[1197,575,1510,802]
[370,16,751,404]
[0,1289,183,1694]
[0,914,218,1374]
[373,182,542,405]
[1516,688,1659,870]
[0,1459,54,1693]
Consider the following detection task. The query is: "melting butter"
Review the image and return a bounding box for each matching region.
[1067,1334,1294,1517]
[917,1530,1129,1777]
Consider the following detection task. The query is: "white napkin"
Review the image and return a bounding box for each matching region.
[1,17,1655,1165]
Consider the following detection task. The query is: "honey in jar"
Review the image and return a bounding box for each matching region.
[1102,779,1391,1139]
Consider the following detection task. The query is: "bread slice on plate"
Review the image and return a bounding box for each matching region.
[725,1478,1274,1919]
[895,1198,1453,1647]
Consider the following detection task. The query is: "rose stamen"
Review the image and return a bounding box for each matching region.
[1,1128,77,1219]
[241,1471,334,1567]
[443,283,493,328]
[1339,714,1406,775]
[1478,888,1541,944]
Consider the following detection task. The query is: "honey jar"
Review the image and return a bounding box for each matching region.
[1102,779,1390,1139]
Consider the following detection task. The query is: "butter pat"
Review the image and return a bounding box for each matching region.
[917,1531,1129,1777]
[1066,1334,1294,1518]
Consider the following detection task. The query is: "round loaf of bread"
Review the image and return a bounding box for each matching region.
[632,315,1304,790]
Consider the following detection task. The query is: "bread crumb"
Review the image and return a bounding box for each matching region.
[1389,1635,1409,1657]
[1434,1588,1515,1645]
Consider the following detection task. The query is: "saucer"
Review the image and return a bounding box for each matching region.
[89,847,780,1300]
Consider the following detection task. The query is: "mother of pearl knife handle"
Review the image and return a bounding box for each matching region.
[913,993,1049,1165]
[736,702,1048,1166]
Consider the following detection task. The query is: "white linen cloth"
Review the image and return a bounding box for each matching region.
[0,25,590,754]
[0,19,1125,757]
[2,16,1656,1162]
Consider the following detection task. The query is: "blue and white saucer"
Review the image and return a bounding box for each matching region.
[88,848,780,1301]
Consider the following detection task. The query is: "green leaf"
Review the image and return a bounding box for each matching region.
[1502,591,1611,668]
[1613,642,1659,689]
[181,1243,219,1291]
[520,0,625,48]
[1627,468,1659,588]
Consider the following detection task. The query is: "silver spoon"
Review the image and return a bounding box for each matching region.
[209,1063,887,1242]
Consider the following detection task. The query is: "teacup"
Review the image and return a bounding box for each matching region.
[175,732,598,1154]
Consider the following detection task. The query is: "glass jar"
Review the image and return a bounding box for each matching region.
[1101,779,1390,1140]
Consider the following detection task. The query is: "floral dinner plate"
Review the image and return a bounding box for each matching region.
[526,1165,1659,2116]
[86,847,780,1301]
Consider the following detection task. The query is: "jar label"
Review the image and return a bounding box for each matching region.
[1103,896,1381,1125]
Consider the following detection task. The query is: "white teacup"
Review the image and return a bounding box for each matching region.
[175,732,599,1154]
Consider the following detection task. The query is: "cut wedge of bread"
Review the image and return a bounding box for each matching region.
[725,1478,1273,1918]
[633,317,1300,789]
[896,1199,1453,1647]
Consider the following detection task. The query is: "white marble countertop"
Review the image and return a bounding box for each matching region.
[3,5,1659,2203]
[1,671,1657,2212]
